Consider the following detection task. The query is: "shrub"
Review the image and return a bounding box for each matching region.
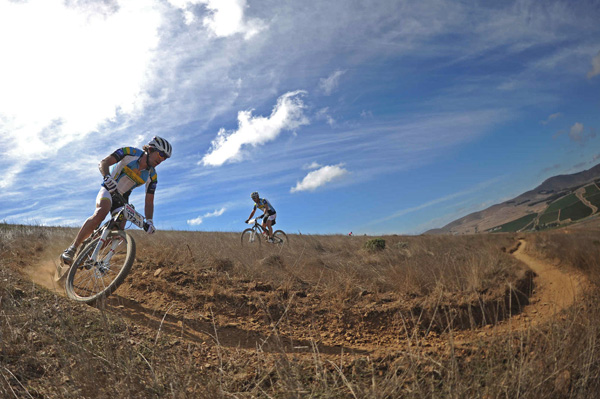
[364,238,385,251]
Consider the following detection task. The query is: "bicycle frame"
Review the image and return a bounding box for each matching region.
[85,195,145,266]
[242,215,287,247]
[248,216,269,233]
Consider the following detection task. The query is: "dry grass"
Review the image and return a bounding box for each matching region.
[525,226,600,282]
[1,223,600,398]
[131,231,523,300]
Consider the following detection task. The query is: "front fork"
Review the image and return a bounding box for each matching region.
[250,229,259,243]
[89,229,122,271]
[90,228,111,262]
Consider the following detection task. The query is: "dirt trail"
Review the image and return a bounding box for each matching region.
[503,239,587,327]
[22,239,589,356]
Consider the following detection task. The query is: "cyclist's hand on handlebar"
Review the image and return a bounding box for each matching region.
[144,219,156,234]
[103,175,118,193]
[245,219,249,224]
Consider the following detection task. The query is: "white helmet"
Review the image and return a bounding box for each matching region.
[148,136,172,158]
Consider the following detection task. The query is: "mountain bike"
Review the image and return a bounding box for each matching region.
[55,193,148,305]
[241,215,288,247]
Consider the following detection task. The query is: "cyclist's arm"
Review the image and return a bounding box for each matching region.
[98,155,118,177]
[248,208,256,220]
[145,193,155,220]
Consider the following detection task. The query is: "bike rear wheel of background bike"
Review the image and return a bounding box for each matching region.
[241,228,261,247]
[65,231,135,305]
[273,230,288,246]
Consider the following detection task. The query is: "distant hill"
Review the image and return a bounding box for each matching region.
[427,163,600,235]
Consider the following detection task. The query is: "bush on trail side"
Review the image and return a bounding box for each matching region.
[364,237,386,251]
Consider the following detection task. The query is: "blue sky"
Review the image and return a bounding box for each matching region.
[1,0,599,235]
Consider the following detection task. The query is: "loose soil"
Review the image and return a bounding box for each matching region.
[23,238,589,361]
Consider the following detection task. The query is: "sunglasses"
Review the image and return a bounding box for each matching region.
[156,150,169,159]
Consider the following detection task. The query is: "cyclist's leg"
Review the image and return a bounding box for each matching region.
[265,214,275,238]
[71,188,112,248]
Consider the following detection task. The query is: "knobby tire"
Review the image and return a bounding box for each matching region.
[65,231,135,305]
[273,230,288,246]
[241,228,261,247]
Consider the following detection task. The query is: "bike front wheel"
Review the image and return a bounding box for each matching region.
[241,228,261,247]
[65,231,135,305]
[272,230,288,246]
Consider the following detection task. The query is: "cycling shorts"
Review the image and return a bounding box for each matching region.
[95,187,129,214]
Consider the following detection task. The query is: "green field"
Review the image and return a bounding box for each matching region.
[538,210,559,226]
[491,213,538,233]
[584,184,600,197]
[544,193,580,213]
[559,201,593,222]
[584,192,600,209]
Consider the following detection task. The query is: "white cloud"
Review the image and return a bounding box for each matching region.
[587,51,600,79]
[540,112,561,125]
[201,90,309,166]
[315,107,335,126]
[303,161,322,170]
[186,216,203,225]
[569,122,584,141]
[568,122,596,143]
[0,0,160,187]
[316,107,335,126]
[291,164,348,193]
[187,207,226,225]
[167,0,266,39]
[319,70,346,95]
[371,175,506,225]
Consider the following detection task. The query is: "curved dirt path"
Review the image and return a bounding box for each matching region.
[23,239,590,357]
[507,239,587,326]
[452,239,589,347]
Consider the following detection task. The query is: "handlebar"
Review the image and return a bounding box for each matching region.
[246,214,266,225]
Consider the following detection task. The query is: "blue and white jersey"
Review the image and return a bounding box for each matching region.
[104,147,158,196]
[253,198,276,214]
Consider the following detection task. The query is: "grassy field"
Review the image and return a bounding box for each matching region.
[583,184,600,197]
[1,223,599,398]
[544,193,580,214]
[585,192,600,209]
[489,213,537,233]
[559,200,593,222]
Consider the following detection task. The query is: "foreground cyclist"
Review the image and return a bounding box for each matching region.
[245,191,277,242]
[60,136,172,265]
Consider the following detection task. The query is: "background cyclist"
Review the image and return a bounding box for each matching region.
[245,191,277,242]
[60,136,172,265]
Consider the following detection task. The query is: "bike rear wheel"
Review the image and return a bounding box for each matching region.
[273,230,288,246]
[65,231,135,305]
[241,228,261,247]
